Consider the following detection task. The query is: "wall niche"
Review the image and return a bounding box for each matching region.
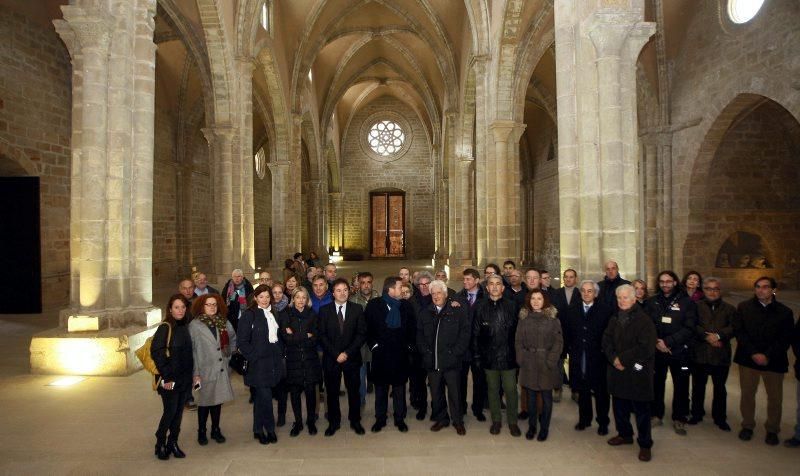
[715,231,772,269]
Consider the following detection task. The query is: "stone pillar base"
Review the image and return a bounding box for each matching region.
[30,324,160,376]
[58,305,162,330]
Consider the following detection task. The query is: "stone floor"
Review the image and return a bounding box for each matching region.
[1,260,799,475]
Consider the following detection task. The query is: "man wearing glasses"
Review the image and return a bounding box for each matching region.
[688,277,735,431]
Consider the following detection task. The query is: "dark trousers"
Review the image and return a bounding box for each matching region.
[375,383,408,424]
[430,369,463,425]
[653,353,690,421]
[274,379,288,419]
[577,380,610,427]
[155,389,190,444]
[252,386,276,433]
[409,357,428,410]
[289,383,317,424]
[460,361,487,415]
[324,361,362,425]
[612,397,652,449]
[526,388,553,432]
[197,404,221,430]
[691,363,730,423]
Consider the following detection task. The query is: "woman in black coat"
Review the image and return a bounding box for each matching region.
[151,294,194,460]
[279,287,323,436]
[238,285,286,445]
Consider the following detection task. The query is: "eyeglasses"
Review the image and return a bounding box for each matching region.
[703,287,721,292]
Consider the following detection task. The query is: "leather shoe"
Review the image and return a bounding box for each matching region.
[490,422,502,435]
[290,423,303,437]
[197,429,208,446]
[324,425,339,437]
[765,432,779,446]
[687,416,702,425]
[574,422,589,431]
[155,444,169,460]
[607,435,634,446]
[395,421,409,433]
[525,427,537,440]
[536,429,548,441]
[454,424,466,435]
[509,424,521,437]
[210,427,226,443]
[597,425,609,436]
[738,428,753,441]
[267,432,278,444]
[308,422,318,435]
[167,441,185,458]
[371,421,385,433]
[416,408,427,421]
[254,432,268,445]
[518,410,529,419]
[473,412,486,422]
[350,422,366,435]
[716,421,731,432]
[430,421,449,432]
[638,448,652,462]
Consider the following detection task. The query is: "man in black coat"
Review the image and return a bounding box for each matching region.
[564,280,613,435]
[418,280,471,435]
[317,278,367,436]
[733,276,795,445]
[645,270,697,435]
[784,317,800,448]
[598,260,630,311]
[455,268,488,421]
[602,284,657,462]
[365,276,416,433]
[221,269,254,331]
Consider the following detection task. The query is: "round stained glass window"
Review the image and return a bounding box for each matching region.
[727,0,765,24]
[367,120,405,156]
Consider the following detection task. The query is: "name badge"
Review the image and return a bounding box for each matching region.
[634,363,643,371]
[661,316,672,324]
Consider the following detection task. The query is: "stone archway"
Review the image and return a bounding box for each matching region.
[684,95,800,288]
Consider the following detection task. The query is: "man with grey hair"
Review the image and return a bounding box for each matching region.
[414,271,434,310]
[563,279,613,435]
[689,276,735,431]
[222,268,254,331]
[598,260,630,310]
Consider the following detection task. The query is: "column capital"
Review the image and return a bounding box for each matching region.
[328,191,343,199]
[201,124,235,145]
[489,120,526,143]
[236,55,257,74]
[586,12,654,59]
[60,5,114,53]
[445,109,459,120]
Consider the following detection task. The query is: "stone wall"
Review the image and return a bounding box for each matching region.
[0,8,72,309]
[253,151,272,269]
[340,97,434,258]
[152,105,179,289]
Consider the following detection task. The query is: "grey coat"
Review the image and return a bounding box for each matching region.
[188,319,237,407]
[515,306,563,391]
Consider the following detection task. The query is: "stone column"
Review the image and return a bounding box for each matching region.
[554,0,654,279]
[328,192,344,252]
[202,125,235,283]
[487,121,526,265]
[450,156,476,267]
[305,179,324,257]
[236,56,257,274]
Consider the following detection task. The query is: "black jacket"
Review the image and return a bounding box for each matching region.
[365,297,416,385]
[598,275,631,310]
[732,297,794,373]
[417,300,471,372]
[151,321,194,393]
[280,305,323,387]
[552,287,580,316]
[455,285,485,362]
[472,296,518,371]
[792,318,800,381]
[602,304,656,402]
[238,307,286,388]
[645,290,697,360]
[563,301,613,390]
[692,298,735,366]
[317,301,367,367]
[221,278,255,331]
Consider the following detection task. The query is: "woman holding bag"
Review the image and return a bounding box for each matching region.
[150,294,194,460]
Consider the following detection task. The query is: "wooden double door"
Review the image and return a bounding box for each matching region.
[370,191,405,257]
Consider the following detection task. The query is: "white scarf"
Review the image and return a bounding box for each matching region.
[260,306,279,343]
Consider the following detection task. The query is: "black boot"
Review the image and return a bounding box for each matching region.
[210,427,226,443]
[155,443,169,460]
[197,429,208,445]
[167,440,186,458]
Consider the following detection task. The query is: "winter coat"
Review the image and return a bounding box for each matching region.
[515,306,563,391]
[602,304,656,402]
[151,320,194,394]
[598,275,631,310]
[455,285,485,362]
[238,307,286,388]
[472,296,518,371]
[350,290,380,364]
[279,305,323,387]
[188,318,237,406]
[792,319,800,381]
[692,298,735,366]
[365,297,416,385]
[645,290,697,362]
[417,300,471,372]
[563,301,613,391]
[732,297,794,373]
[221,278,254,331]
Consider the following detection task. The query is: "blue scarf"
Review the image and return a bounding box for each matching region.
[382,294,402,329]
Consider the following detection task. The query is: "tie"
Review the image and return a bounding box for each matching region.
[468,293,475,306]
[337,305,344,334]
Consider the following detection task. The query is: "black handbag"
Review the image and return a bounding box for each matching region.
[230,351,249,375]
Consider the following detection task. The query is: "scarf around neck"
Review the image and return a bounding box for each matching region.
[197,313,230,351]
[382,294,402,329]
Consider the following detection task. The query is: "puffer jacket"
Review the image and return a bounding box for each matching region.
[515,306,563,390]
[472,296,518,370]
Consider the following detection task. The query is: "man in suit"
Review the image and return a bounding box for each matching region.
[318,278,367,436]
[455,268,488,421]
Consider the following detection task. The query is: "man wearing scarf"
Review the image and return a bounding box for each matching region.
[222,268,254,331]
[364,276,416,433]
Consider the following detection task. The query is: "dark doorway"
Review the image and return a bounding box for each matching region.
[0,177,42,313]
[370,191,405,257]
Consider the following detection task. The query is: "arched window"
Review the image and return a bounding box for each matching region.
[260,2,270,32]
[254,147,266,179]
[727,0,764,24]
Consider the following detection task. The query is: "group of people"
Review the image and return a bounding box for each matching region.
[149,257,800,464]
